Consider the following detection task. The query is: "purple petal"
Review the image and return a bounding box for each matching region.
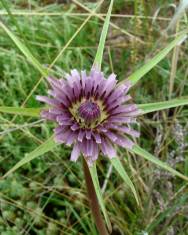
[110,104,137,115]
[102,73,117,97]
[115,135,134,149]
[49,108,63,115]
[65,73,74,88]
[101,137,107,155]
[110,125,140,138]
[105,142,116,159]
[73,81,81,99]
[106,95,130,110]
[85,77,93,98]
[54,126,68,135]
[61,84,75,102]
[41,110,57,120]
[96,79,106,97]
[120,126,140,137]
[104,131,118,142]
[92,72,103,94]
[55,129,71,143]
[70,143,80,162]
[81,70,87,90]
[47,77,62,91]
[78,129,85,142]
[66,131,77,146]
[56,116,72,125]
[92,141,99,160]
[87,140,93,156]
[48,90,70,107]
[108,116,136,123]
[86,130,92,140]
[80,139,87,156]
[98,126,108,133]
[101,138,116,158]
[93,132,102,144]
[71,123,80,131]
[71,69,80,81]
[105,84,126,103]
[122,80,131,94]
[36,96,61,107]
[123,110,141,117]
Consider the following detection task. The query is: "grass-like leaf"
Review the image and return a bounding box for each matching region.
[0,106,41,117]
[89,164,112,232]
[0,20,48,77]
[3,137,57,178]
[94,0,114,69]
[131,145,188,181]
[111,157,139,205]
[138,97,188,114]
[126,32,187,86]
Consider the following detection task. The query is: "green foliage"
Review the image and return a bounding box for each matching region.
[138,98,188,114]
[94,0,114,68]
[0,106,41,117]
[89,163,112,232]
[111,157,139,204]
[0,1,188,235]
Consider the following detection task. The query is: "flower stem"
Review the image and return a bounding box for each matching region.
[83,158,109,235]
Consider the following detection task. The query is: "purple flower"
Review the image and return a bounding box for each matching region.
[36,67,140,165]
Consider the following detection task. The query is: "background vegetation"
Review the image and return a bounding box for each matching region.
[0,0,188,234]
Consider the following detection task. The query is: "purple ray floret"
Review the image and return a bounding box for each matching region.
[36,67,140,165]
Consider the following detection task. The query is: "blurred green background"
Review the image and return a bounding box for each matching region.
[0,0,188,234]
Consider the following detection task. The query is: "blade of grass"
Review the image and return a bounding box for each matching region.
[138,97,188,114]
[0,20,48,77]
[124,32,187,86]
[111,157,139,205]
[3,136,57,178]
[131,145,188,181]
[169,23,180,99]
[0,0,28,45]
[94,0,114,68]
[89,164,112,232]
[0,106,41,117]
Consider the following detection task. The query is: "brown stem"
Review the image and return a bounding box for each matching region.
[83,158,109,235]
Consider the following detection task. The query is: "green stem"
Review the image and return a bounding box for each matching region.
[83,159,109,235]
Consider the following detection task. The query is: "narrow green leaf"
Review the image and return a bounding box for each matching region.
[131,145,188,181]
[138,97,188,114]
[3,137,57,178]
[127,32,187,86]
[89,164,112,232]
[0,20,48,77]
[111,157,139,205]
[0,106,41,117]
[94,0,114,68]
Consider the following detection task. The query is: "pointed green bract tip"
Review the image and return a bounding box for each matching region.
[94,0,114,69]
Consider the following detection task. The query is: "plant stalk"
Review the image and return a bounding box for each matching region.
[83,158,109,235]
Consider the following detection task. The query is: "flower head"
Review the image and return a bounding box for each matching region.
[36,67,140,165]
